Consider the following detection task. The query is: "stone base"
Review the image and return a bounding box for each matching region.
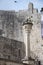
[22,57,35,65]
[23,60,34,65]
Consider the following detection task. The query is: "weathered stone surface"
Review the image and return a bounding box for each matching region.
[0,36,25,62]
[0,60,23,65]
[0,11,23,42]
[0,2,43,65]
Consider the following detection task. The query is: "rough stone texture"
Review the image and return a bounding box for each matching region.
[0,3,40,42]
[30,23,43,65]
[0,2,43,65]
[0,60,23,65]
[0,11,23,42]
[0,36,25,63]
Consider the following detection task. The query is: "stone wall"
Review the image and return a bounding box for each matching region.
[0,36,25,63]
[0,11,23,42]
[0,59,23,65]
[30,22,43,65]
[0,2,43,65]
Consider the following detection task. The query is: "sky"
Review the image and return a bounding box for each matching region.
[0,0,43,12]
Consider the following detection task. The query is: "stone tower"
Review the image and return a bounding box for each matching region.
[28,2,33,14]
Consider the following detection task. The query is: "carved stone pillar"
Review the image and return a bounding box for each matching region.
[22,17,33,64]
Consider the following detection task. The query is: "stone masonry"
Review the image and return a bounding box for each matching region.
[0,2,43,65]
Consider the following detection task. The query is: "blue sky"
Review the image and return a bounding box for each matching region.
[0,0,43,12]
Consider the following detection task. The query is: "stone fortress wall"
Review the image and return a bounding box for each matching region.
[0,9,25,65]
[0,10,23,42]
[0,36,25,62]
[0,2,43,65]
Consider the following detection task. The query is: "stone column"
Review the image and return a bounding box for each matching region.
[23,24,31,59]
[22,17,33,64]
